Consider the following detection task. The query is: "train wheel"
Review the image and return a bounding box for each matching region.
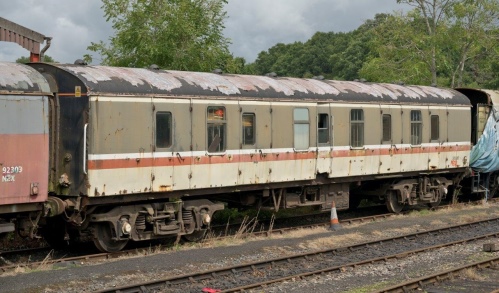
[92,223,128,252]
[386,191,403,213]
[427,193,442,208]
[182,229,207,242]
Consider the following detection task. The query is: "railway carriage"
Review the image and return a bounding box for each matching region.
[456,88,499,196]
[0,62,53,237]
[1,61,476,252]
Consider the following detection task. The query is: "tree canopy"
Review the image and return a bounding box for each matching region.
[84,0,499,88]
[86,0,233,72]
[246,1,499,89]
[361,0,499,87]
[248,13,389,81]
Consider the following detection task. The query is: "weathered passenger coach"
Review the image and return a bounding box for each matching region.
[23,62,472,251]
[0,62,52,236]
[0,61,474,252]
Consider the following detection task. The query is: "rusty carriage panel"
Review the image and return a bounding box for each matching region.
[87,96,154,196]
[0,62,52,207]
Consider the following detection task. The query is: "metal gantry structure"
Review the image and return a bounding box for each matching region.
[0,17,51,62]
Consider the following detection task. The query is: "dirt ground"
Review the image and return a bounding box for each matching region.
[1,202,499,293]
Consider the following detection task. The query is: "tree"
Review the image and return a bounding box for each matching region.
[252,43,292,76]
[446,0,499,87]
[87,0,230,72]
[16,55,56,63]
[361,1,499,87]
[360,11,436,85]
[470,30,499,89]
[249,29,373,80]
[396,0,457,86]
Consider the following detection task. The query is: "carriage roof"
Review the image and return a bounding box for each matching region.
[37,63,471,105]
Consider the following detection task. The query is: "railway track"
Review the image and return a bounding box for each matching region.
[374,256,499,292]
[0,209,396,274]
[94,216,499,293]
[0,199,495,275]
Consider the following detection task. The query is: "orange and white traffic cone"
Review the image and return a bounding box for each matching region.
[329,201,341,231]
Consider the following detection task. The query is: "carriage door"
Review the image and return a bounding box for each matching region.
[238,101,271,185]
[152,98,191,192]
[379,105,399,174]
[428,106,447,170]
[316,103,332,175]
[237,101,262,185]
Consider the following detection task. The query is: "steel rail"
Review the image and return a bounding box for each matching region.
[95,217,499,293]
[0,246,49,258]
[0,211,396,274]
[0,199,495,275]
[373,256,499,293]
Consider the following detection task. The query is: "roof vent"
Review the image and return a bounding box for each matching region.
[265,72,277,78]
[397,81,405,86]
[74,59,87,65]
[149,64,160,70]
[313,75,324,80]
[212,69,223,74]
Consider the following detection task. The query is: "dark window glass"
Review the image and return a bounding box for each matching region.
[350,109,364,147]
[156,112,172,148]
[242,113,255,145]
[207,106,226,152]
[411,110,422,145]
[382,114,391,142]
[431,115,439,141]
[318,113,329,144]
[294,108,309,149]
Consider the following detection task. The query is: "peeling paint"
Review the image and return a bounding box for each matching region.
[51,64,471,105]
[0,62,51,92]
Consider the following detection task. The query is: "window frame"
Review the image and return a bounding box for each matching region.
[350,109,364,148]
[410,110,422,146]
[293,108,310,150]
[430,114,439,141]
[242,112,256,147]
[155,111,173,149]
[382,114,392,143]
[317,113,330,145]
[207,106,227,154]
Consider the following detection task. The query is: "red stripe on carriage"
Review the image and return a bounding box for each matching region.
[87,144,471,170]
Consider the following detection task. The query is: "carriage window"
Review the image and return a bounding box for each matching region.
[242,113,255,145]
[156,112,172,148]
[294,108,309,150]
[207,106,226,152]
[411,110,422,145]
[382,114,391,143]
[318,113,329,144]
[431,115,439,141]
[350,109,364,147]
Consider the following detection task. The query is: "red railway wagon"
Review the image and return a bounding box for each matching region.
[0,62,53,236]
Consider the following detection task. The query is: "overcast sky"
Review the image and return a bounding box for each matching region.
[0,0,409,64]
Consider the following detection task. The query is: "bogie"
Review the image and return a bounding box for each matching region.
[84,200,223,252]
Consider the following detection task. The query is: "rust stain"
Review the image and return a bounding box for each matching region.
[159,185,172,192]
